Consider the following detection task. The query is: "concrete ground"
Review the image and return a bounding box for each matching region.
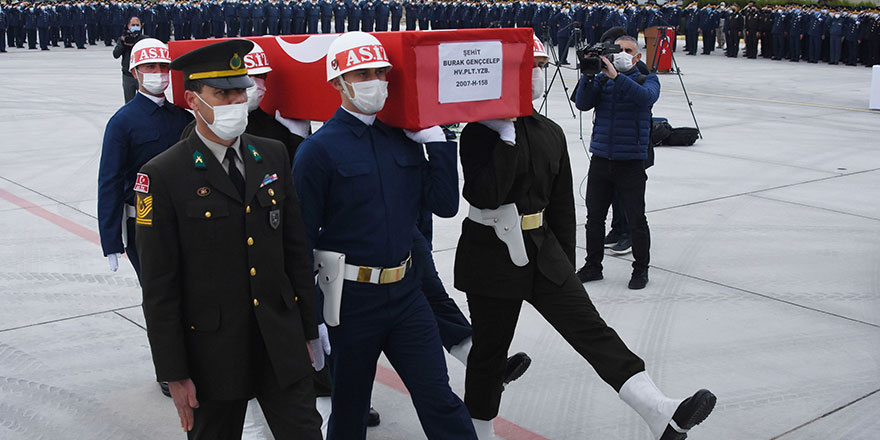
[0,41,878,440]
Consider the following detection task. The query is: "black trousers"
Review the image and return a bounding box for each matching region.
[189,328,322,440]
[122,73,138,104]
[464,271,645,420]
[585,157,650,272]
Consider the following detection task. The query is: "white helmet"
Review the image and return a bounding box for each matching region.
[130,38,171,71]
[244,40,272,75]
[325,31,392,82]
[533,35,549,59]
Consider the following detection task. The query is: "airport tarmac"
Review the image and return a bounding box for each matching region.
[0,41,878,440]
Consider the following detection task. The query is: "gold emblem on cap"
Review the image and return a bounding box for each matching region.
[230,53,243,70]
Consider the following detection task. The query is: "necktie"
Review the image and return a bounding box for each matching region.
[224,147,245,200]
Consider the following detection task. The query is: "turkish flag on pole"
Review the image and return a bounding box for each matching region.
[169,29,534,131]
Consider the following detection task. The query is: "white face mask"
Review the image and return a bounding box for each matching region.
[342,79,388,115]
[246,77,267,113]
[531,67,545,101]
[613,52,634,72]
[138,71,170,95]
[195,93,249,141]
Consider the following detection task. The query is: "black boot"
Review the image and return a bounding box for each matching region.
[366,406,380,427]
[503,352,531,386]
[576,264,603,283]
[628,270,649,290]
[660,389,717,440]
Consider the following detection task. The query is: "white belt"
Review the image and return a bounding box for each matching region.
[342,254,412,285]
[125,204,136,218]
[466,203,544,267]
[122,204,136,248]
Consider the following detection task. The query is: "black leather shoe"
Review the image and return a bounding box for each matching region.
[576,264,603,283]
[659,389,716,440]
[367,406,380,427]
[503,352,531,386]
[628,271,648,290]
[159,382,171,398]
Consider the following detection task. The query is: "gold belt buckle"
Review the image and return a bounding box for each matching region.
[521,211,544,231]
[357,266,375,283]
[378,255,412,284]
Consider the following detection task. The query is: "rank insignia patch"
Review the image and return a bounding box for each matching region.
[247,145,262,162]
[269,208,280,230]
[136,193,153,226]
[193,151,206,169]
[133,173,150,193]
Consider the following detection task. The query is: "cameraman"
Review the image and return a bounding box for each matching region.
[113,16,145,103]
[574,35,659,290]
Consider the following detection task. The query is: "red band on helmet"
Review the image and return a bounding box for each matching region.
[334,44,389,72]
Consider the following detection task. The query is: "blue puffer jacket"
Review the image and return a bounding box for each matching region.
[575,67,660,161]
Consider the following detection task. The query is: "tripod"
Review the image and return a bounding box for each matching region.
[651,26,702,139]
[539,25,577,119]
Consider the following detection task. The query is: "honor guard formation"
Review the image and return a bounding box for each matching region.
[2,0,879,67]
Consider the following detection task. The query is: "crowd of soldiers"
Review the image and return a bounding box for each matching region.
[1,0,879,65]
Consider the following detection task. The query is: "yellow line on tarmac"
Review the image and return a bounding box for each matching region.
[665,89,880,114]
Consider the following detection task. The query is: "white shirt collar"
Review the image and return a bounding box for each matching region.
[195,126,244,175]
[138,90,166,107]
[341,105,377,126]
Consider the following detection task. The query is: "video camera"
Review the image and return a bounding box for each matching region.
[577,42,623,76]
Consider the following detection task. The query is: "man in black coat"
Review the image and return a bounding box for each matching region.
[137,39,322,440]
[455,37,716,440]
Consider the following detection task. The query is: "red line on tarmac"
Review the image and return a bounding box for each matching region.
[374,365,551,440]
[0,188,101,246]
[2,188,552,440]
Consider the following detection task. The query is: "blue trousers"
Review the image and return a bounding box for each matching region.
[808,35,821,62]
[829,35,842,63]
[772,33,785,58]
[326,274,476,440]
[789,35,801,60]
[558,34,570,63]
[412,229,472,351]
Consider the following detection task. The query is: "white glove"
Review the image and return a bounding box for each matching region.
[309,323,332,371]
[477,119,516,145]
[108,253,122,272]
[404,125,446,144]
[274,110,311,138]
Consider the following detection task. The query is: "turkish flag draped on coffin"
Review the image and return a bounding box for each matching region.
[169,29,534,131]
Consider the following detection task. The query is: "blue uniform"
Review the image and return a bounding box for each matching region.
[265,1,281,35]
[306,1,320,34]
[359,0,374,32]
[390,0,401,31]
[98,94,194,279]
[319,0,333,33]
[550,9,573,63]
[0,7,6,53]
[332,1,347,33]
[828,15,844,63]
[293,108,475,440]
[788,11,804,61]
[374,0,389,31]
[807,12,825,62]
[346,1,360,31]
[844,15,861,65]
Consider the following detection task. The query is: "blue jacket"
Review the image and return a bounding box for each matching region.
[292,108,458,269]
[575,68,660,161]
[98,94,194,256]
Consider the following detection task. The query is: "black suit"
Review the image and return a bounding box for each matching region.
[137,131,321,439]
[455,111,645,421]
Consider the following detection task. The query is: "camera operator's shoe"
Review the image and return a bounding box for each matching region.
[367,406,380,427]
[604,231,626,248]
[610,237,632,255]
[628,270,648,290]
[576,264,603,283]
[503,352,532,386]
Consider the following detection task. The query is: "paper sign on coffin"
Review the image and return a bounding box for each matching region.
[169,29,534,131]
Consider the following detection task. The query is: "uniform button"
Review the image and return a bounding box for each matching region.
[247,237,254,246]
[190,325,196,331]
[246,205,251,214]
[250,267,257,277]
[253,298,259,307]
[204,211,212,218]
[294,296,299,302]
[268,188,275,196]
[271,199,277,205]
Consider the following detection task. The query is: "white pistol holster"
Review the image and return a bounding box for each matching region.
[314,250,345,327]
[122,204,136,248]
[467,203,530,267]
